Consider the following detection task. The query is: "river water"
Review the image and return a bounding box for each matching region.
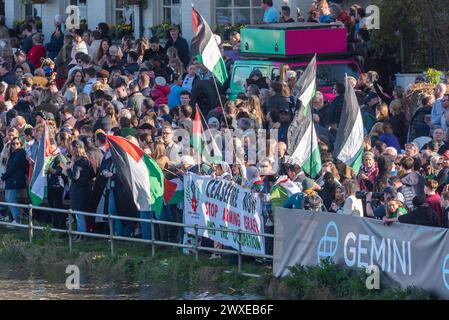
[0,264,262,300]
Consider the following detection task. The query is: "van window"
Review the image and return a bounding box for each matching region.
[272,68,280,80]
[233,66,251,89]
[293,63,359,87]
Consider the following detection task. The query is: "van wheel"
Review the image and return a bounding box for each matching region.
[191,80,219,115]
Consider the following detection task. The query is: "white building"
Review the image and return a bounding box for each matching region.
[3,0,371,43]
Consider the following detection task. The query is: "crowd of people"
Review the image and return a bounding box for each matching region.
[0,1,445,260]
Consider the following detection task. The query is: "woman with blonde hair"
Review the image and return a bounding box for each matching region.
[4,85,19,110]
[376,103,389,122]
[166,47,180,61]
[153,140,170,170]
[169,58,185,76]
[136,37,149,64]
[247,95,265,129]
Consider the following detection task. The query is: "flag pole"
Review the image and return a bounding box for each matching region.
[309,54,317,179]
[197,105,223,165]
[212,75,230,129]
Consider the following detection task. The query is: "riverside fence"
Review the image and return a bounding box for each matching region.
[0,202,274,277]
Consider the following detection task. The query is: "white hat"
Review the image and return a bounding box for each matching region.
[155,76,166,87]
[55,15,62,24]
[208,117,219,127]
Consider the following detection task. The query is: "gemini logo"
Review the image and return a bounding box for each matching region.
[442,254,449,290]
[317,221,339,264]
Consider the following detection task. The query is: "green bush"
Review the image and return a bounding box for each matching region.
[285,259,433,300]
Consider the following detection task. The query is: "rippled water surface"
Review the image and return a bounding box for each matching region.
[0,265,262,300]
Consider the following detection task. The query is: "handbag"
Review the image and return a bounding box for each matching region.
[17,189,30,204]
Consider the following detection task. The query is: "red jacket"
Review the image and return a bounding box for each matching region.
[28,45,46,69]
[151,85,171,106]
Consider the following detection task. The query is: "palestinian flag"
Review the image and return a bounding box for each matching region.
[191,5,228,84]
[164,178,184,205]
[287,56,322,178]
[106,135,164,214]
[294,55,317,116]
[333,76,364,175]
[270,176,302,214]
[29,123,53,206]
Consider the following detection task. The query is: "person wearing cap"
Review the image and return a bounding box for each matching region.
[361,91,380,133]
[283,177,324,212]
[151,76,171,108]
[389,176,415,211]
[207,117,220,130]
[165,25,190,68]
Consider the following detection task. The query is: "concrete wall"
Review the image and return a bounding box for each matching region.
[4,0,22,29]
[87,0,109,32]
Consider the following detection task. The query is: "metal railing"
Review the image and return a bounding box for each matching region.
[0,202,274,276]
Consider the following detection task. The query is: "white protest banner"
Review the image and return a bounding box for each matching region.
[184,173,265,255]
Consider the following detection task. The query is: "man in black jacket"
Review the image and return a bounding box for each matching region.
[399,197,440,227]
[329,81,345,129]
[144,36,168,65]
[165,25,190,68]
[267,81,290,113]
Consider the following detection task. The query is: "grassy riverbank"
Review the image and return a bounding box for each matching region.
[0,227,434,300]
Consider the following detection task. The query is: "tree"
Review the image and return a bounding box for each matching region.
[370,0,449,72]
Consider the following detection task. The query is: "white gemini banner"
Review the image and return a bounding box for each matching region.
[184,173,265,255]
[274,208,449,299]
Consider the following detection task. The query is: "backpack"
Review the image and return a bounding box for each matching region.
[301,192,326,212]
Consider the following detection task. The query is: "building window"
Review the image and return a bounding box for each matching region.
[70,0,87,23]
[163,0,181,25]
[114,0,134,25]
[216,0,264,25]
